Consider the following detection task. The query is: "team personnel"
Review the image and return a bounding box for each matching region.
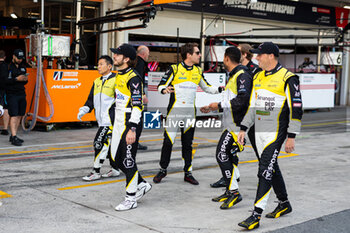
[210,43,261,188]
[237,42,303,230]
[201,46,252,209]
[0,50,10,136]
[153,43,223,185]
[134,45,150,151]
[110,44,151,211]
[78,55,121,181]
[238,43,262,77]
[6,49,28,146]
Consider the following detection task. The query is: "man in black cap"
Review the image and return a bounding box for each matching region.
[6,49,28,146]
[109,43,151,211]
[237,42,303,230]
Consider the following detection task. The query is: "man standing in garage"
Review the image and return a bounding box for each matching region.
[6,49,28,146]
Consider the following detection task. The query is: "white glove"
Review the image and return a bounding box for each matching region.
[0,105,3,117]
[77,106,90,121]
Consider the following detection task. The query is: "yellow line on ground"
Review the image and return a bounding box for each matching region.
[0,145,92,156]
[302,120,349,127]
[58,151,299,191]
[194,136,218,143]
[0,190,13,199]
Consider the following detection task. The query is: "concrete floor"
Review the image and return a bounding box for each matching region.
[0,107,349,233]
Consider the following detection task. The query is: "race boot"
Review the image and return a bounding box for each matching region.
[212,190,231,202]
[153,169,167,183]
[210,177,226,188]
[220,190,242,209]
[238,211,261,230]
[115,195,137,211]
[135,181,152,201]
[184,171,199,185]
[82,171,101,181]
[266,200,292,218]
[102,168,120,178]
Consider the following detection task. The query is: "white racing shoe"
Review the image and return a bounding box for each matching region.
[115,195,137,211]
[82,171,101,181]
[102,169,120,178]
[135,181,152,201]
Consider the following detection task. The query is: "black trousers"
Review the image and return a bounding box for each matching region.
[159,126,195,172]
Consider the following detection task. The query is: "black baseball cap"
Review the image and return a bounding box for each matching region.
[250,42,279,57]
[110,44,136,60]
[14,49,25,59]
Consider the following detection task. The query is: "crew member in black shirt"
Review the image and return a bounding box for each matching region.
[6,49,28,146]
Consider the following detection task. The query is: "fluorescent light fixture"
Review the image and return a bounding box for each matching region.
[10,13,18,19]
[290,0,299,2]
[344,5,350,9]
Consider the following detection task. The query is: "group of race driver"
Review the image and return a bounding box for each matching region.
[76,41,303,230]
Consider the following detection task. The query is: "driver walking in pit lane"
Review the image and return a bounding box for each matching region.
[109,44,151,211]
[210,43,261,188]
[153,42,223,185]
[78,55,120,181]
[201,46,252,209]
[237,42,303,230]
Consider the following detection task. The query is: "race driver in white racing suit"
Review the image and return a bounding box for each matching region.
[153,42,223,185]
[237,42,303,230]
[109,44,151,211]
[78,55,120,181]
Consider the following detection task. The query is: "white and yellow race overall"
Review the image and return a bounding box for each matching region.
[157,62,221,172]
[109,67,145,195]
[240,63,303,212]
[83,72,116,170]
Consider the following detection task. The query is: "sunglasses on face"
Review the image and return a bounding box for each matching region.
[194,51,201,55]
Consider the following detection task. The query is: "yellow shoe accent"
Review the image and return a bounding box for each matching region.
[274,207,288,218]
[248,222,259,230]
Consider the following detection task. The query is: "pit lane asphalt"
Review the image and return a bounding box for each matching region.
[0,107,349,233]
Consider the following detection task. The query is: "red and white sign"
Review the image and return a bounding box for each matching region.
[336,7,350,28]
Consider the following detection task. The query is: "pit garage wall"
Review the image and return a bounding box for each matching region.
[97,0,349,105]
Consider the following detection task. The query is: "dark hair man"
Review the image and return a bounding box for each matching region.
[78,55,121,181]
[109,44,151,211]
[153,42,223,185]
[237,42,303,230]
[0,50,10,136]
[210,43,261,188]
[6,49,28,146]
[200,46,253,209]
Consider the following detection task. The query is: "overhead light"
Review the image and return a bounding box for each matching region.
[290,0,299,2]
[10,13,18,19]
[84,6,96,9]
[344,6,350,9]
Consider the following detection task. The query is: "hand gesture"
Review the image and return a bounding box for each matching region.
[200,106,210,113]
[237,130,246,146]
[162,86,174,94]
[126,130,136,145]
